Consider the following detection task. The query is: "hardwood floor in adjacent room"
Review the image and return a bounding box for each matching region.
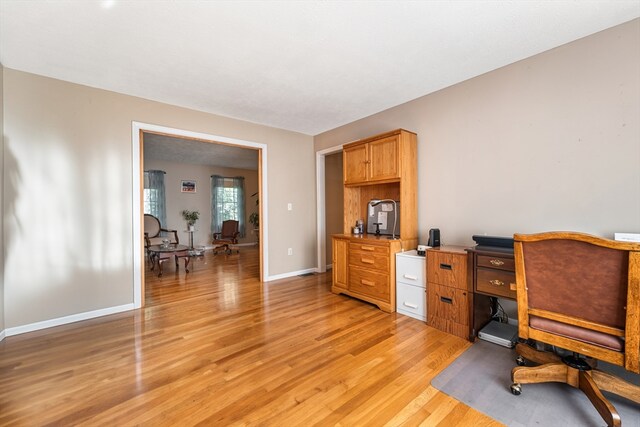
[0,246,501,426]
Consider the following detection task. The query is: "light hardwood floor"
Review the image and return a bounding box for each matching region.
[0,246,501,426]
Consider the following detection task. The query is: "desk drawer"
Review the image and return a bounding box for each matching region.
[427,283,469,326]
[427,251,467,290]
[397,282,426,321]
[477,255,514,272]
[349,242,389,256]
[396,255,425,287]
[476,268,516,299]
[349,251,389,272]
[349,266,389,300]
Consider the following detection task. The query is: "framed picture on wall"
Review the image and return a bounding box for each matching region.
[181,180,196,193]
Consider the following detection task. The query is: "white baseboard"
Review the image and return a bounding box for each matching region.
[266,267,318,282]
[326,263,333,270]
[0,329,5,342]
[5,303,135,337]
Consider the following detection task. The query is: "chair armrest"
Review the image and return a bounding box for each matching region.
[213,232,221,240]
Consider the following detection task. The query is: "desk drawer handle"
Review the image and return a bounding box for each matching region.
[361,246,375,251]
[360,257,375,264]
[403,274,417,280]
[489,279,505,287]
[440,296,453,304]
[403,302,418,309]
[361,279,376,287]
[489,259,505,266]
[440,263,452,270]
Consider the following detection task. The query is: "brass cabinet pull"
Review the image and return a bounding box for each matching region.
[361,257,374,264]
[489,259,505,266]
[361,279,376,287]
[489,279,505,286]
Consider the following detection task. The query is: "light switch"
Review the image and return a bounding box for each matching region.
[287,203,292,211]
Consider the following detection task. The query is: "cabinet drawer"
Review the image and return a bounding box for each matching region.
[427,283,469,326]
[476,268,517,299]
[477,255,514,272]
[349,251,389,272]
[349,266,389,300]
[427,251,467,290]
[349,242,389,256]
[396,283,426,321]
[396,255,425,287]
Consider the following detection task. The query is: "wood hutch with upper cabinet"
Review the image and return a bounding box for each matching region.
[331,129,418,312]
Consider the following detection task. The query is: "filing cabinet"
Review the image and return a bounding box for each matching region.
[426,246,474,341]
[395,250,426,321]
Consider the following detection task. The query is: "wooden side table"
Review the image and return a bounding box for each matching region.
[148,244,190,276]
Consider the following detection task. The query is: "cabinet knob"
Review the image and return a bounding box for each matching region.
[489,259,505,266]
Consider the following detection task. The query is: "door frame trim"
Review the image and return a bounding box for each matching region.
[132,122,268,308]
[315,145,343,273]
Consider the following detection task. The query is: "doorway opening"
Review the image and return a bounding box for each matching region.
[315,145,343,273]
[132,122,269,307]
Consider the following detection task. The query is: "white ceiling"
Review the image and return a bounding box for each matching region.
[1,1,639,136]
[143,132,259,170]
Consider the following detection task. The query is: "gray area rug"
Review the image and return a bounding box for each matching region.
[431,340,640,427]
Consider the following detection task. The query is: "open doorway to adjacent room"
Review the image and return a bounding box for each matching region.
[132,123,268,307]
[316,145,344,273]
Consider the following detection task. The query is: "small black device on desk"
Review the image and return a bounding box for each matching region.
[428,228,440,247]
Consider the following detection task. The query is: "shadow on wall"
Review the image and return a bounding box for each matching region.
[3,138,22,269]
[3,136,134,329]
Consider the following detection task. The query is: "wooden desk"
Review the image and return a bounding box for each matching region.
[466,245,516,337]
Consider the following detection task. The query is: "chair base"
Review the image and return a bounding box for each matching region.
[212,244,239,255]
[511,343,640,427]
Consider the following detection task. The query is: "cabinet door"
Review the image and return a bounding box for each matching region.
[368,136,400,182]
[343,143,368,185]
[332,238,349,289]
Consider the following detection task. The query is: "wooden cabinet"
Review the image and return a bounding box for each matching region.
[331,236,401,312]
[427,246,475,341]
[332,128,417,313]
[332,237,349,290]
[343,133,402,185]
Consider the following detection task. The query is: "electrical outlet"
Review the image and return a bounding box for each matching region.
[288,248,293,256]
[287,203,293,211]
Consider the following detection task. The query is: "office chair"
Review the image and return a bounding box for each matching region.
[212,220,240,255]
[511,231,640,427]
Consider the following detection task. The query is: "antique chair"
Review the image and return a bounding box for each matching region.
[212,220,240,255]
[144,214,179,251]
[511,231,640,427]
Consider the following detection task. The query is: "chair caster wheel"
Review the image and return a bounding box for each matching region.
[516,355,526,366]
[510,383,522,395]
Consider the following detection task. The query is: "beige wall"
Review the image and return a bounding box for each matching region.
[2,68,315,330]
[143,158,259,246]
[0,63,4,334]
[315,19,640,247]
[325,151,343,266]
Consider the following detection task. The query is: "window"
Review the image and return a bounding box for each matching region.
[211,176,245,237]
[144,170,167,225]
